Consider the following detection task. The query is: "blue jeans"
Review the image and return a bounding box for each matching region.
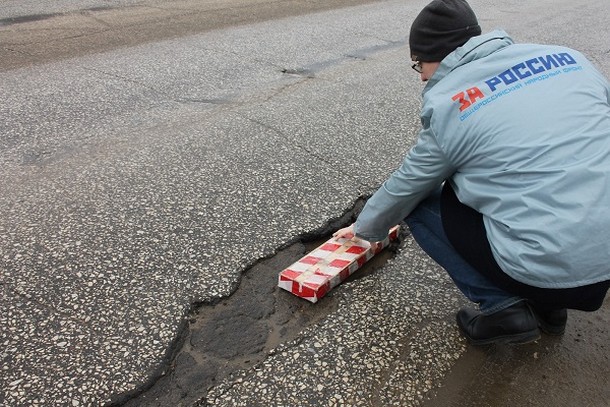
[405,189,522,315]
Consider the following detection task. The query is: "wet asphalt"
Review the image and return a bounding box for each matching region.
[1,0,609,406]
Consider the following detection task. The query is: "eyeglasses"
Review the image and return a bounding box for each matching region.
[411,61,423,73]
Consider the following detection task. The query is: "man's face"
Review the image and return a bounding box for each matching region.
[412,60,441,82]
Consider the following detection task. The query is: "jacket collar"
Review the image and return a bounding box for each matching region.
[423,30,514,93]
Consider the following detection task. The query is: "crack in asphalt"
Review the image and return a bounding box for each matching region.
[238,114,360,187]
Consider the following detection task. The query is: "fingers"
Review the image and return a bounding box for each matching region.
[332,224,355,239]
[332,225,384,253]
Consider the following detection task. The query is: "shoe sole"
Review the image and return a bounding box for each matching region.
[531,310,566,336]
[460,328,541,346]
[538,322,565,336]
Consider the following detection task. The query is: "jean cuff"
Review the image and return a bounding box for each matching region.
[479,297,524,315]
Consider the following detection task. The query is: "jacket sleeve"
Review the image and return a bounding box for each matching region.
[354,125,456,242]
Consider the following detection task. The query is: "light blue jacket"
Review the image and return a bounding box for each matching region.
[355,30,610,288]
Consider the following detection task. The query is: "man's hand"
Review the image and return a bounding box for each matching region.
[333,223,381,251]
[333,224,356,239]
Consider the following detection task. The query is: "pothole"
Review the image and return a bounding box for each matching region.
[117,221,405,406]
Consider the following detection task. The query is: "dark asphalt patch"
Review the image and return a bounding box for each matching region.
[0,6,114,27]
[0,12,64,26]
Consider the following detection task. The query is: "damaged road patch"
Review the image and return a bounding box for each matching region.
[120,228,403,406]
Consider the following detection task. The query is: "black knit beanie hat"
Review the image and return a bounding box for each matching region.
[409,0,481,62]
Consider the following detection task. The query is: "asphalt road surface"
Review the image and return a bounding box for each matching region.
[1,0,609,406]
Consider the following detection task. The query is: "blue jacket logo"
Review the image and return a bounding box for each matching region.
[452,52,578,113]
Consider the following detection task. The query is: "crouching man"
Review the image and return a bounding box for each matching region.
[335,0,610,345]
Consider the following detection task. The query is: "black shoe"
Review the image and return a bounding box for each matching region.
[530,306,567,336]
[456,302,541,346]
